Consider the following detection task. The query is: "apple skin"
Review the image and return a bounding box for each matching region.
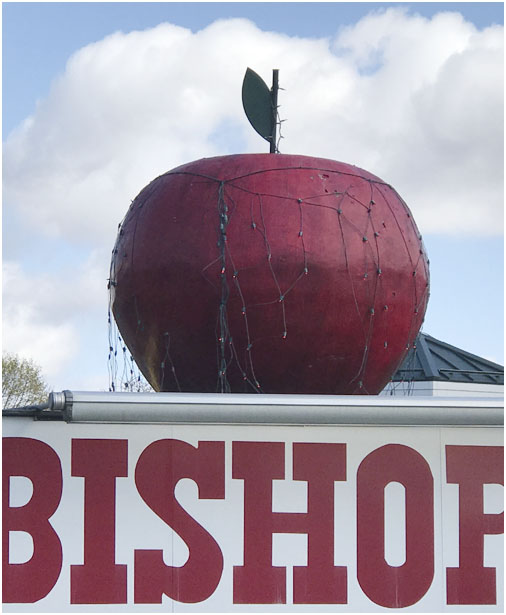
[110,153,429,395]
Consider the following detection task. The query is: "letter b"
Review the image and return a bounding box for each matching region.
[3,437,63,603]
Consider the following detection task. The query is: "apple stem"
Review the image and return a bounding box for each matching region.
[270,69,279,153]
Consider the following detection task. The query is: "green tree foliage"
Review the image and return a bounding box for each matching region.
[2,353,49,409]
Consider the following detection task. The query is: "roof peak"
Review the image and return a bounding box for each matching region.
[392,333,504,385]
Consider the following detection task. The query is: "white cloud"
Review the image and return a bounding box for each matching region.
[292,9,504,235]
[2,252,108,383]
[4,10,503,255]
[3,262,78,380]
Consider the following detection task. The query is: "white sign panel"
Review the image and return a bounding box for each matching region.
[3,417,504,612]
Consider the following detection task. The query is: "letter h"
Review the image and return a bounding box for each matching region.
[232,441,346,604]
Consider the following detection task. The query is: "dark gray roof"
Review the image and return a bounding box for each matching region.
[393,333,504,385]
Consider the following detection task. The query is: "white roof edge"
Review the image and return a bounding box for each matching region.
[66,391,504,408]
[54,391,503,426]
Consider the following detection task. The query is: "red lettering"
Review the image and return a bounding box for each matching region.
[71,439,128,604]
[2,437,63,603]
[446,445,504,605]
[3,434,503,609]
[233,442,346,604]
[357,444,434,607]
[134,439,224,603]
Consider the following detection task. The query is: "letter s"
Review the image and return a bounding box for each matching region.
[134,439,225,604]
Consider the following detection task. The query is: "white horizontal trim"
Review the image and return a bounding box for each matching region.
[51,391,503,426]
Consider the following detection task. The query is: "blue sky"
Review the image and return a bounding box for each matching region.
[2,2,504,391]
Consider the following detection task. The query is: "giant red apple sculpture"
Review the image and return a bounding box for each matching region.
[110,153,429,394]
